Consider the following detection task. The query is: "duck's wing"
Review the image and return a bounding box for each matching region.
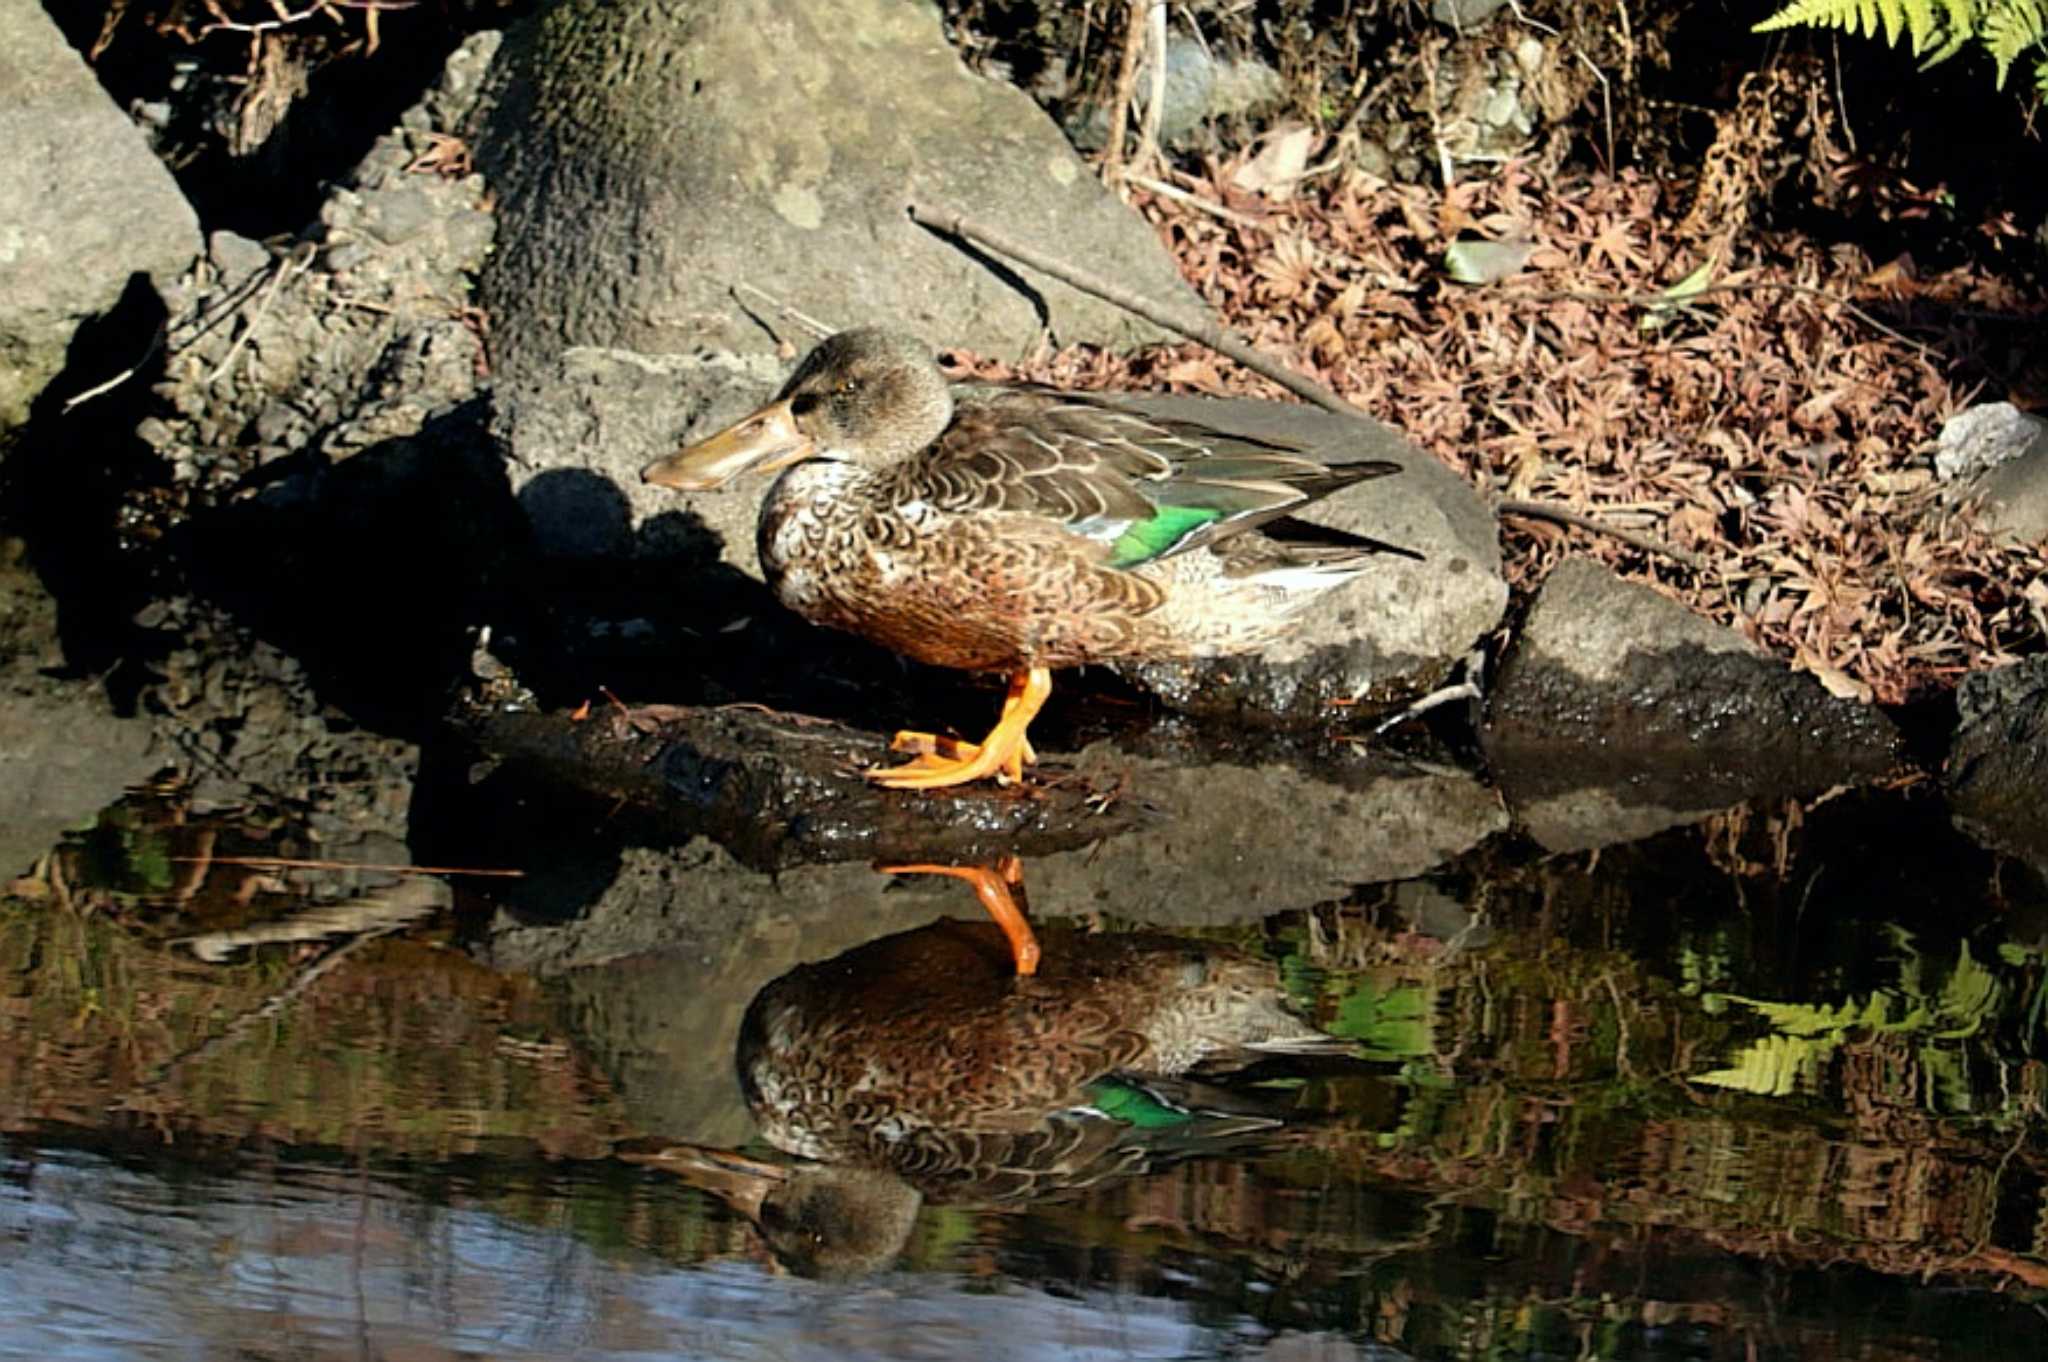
[892,1075,1290,1204]
[901,390,1406,570]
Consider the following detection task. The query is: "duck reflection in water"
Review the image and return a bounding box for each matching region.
[628,859,1349,1277]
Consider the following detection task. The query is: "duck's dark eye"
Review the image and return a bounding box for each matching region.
[789,392,821,417]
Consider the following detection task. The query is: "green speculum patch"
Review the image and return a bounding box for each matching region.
[1107,506,1222,568]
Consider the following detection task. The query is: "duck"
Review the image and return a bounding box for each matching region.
[625,912,1347,1274]
[641,327,1418,790]
[735,915,1343,1199]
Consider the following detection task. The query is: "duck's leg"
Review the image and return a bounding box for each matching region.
[877,854,1038,975]
[866,667,1051,790]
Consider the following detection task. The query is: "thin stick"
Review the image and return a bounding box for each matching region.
[907,199,1370,419]
[1420,38,1456,189]
[1100,0,1149,187]
[732,282,833,339]
[1123,173,1264,229]
[61,320,167,413]
[199,0,414,36]
[171,854,524,877]
[1498,499,1705,569]
[1134,0,1168,173]
[207,246,306,384]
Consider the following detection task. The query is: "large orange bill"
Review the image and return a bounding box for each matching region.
[642,397,813,491]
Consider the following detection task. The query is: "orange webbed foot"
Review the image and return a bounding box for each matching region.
[865,668,1051,791]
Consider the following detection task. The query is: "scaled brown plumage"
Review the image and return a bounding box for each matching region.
[643,327,1418,788]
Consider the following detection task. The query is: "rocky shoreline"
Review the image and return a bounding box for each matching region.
[2,0,2045,925]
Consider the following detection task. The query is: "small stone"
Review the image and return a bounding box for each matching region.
[322,239,373,273]
[363,186,434,245]
[1934,403,2048,542]
[1352,138,1392,180]
[209,229,271,286]
[320,190,364,229]
[1935,402,2045,482]
[1481,86,1522,128]
[1431,0,1507,27]
[254,401,301,445]
[445,210,496,263]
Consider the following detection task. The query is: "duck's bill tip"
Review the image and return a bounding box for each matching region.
[642,398,812,490]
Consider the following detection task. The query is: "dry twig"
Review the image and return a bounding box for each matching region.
[908,199,1370,418]
[1100,0,1151,188]
[170,855,523,877]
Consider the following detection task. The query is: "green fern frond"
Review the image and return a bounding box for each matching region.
[1922,0,1982,63]
[1754,0,1950,54]
[1753,0,2048,87]
[1984,0,2048,86]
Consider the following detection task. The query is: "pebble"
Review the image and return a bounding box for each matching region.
[364,187,434,245]
[208,230,270,287]
[322,240,373,273]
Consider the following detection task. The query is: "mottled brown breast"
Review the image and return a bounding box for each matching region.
[799,511,1171,673]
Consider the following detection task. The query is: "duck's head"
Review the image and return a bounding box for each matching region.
[621,1142,922,1279]
[642,328,951,491]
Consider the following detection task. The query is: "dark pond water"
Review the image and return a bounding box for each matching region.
[3,778,2046,1361]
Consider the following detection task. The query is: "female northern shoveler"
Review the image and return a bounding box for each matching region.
[626,909,1344,1274]
[734,914,1341,1187]
[641,327,1417,789]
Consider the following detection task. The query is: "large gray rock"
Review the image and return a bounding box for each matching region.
[653,391,1505,725]
[0,0,200,429]
[471,0,1210,554]
[1947,657,2048,871]
[1483,558,1902,853]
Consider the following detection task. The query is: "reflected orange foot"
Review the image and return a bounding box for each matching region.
[866,667,1052,790]
[877,854,1038,975]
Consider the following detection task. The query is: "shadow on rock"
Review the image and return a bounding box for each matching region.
[1946,657,2048,874]
[180,398,528,733]
[0,271,178,704]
